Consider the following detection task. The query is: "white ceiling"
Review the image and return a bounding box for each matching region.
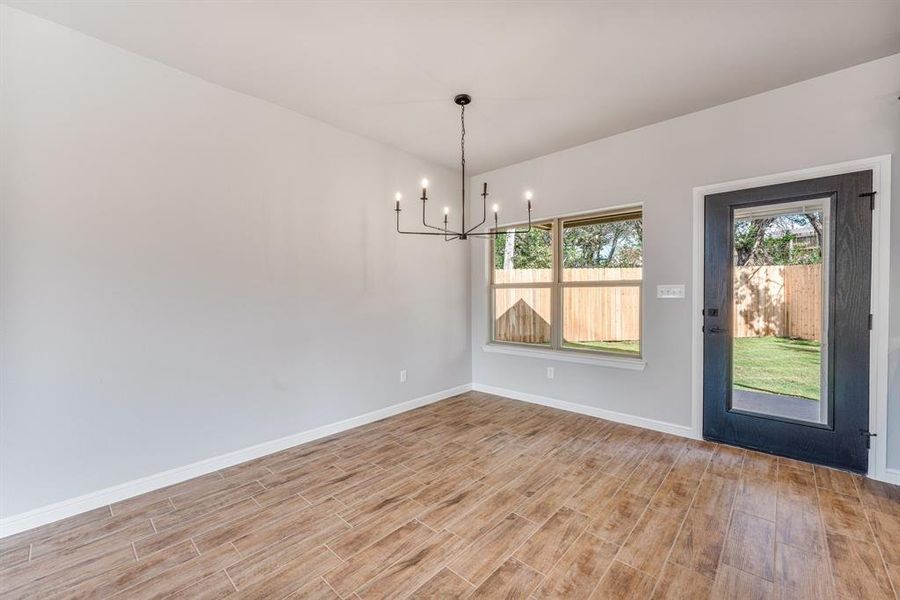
[7,1,900,173]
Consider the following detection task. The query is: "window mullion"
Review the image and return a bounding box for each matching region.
[559,280,643,288]
[552,218,562,350]
[492,283,554,289]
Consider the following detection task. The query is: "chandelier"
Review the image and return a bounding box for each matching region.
[394,94,533,240]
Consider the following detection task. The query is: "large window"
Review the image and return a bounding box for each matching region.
[490,208,642,357]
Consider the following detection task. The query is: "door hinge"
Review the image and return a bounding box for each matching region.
[860,191,876,210]
[860,430,877,450]
[868,314,873,330]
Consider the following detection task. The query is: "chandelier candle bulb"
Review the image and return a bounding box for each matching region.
[443,206,450,215]
[492,204,499,213]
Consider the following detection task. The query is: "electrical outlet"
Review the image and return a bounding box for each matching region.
[546,367,554,379]
[399,370,407,383]
[657,284,685,299]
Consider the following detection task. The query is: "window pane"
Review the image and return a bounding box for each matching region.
[562,213,642,282]
[562,286,640,355]
[493,288,551,345]
[731,201,827,424]
[493,223,553,284]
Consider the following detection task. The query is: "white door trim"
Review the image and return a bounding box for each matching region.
[691,155,893,483]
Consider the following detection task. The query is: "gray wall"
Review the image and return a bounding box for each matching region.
[0,7,470,517]
[471,54,900,468]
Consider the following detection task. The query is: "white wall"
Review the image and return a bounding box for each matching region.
[471,55,900,468]
[0,6,470,518]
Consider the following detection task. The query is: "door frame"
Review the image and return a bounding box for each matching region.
[691,155,894,483]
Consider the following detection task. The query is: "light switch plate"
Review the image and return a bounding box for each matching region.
[657,284,685,299]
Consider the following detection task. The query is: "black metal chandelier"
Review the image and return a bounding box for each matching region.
[394,94,533,240]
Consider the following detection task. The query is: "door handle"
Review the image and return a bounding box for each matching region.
[704,326,726,334]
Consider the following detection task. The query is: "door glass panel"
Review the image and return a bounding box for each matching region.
[731,198,829,424]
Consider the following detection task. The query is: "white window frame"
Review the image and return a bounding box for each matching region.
[487,206,645,369]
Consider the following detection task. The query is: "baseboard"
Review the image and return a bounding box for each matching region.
[3,381,891,538]
[472,384,900,485]
[881,468,900,485]
[472,383,697,439]
[0,383,471,538]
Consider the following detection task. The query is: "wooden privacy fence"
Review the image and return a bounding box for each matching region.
[734,264,821,341]
[493,268,641,343]
[493,265,821,343]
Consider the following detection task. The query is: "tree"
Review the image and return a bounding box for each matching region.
[562,219,642,268]
[502,230,515,269]
[805,212,823,250]
[734,214,823,266]
[493,228,552,269]
[493,219,643,270]
[734,218,774,266]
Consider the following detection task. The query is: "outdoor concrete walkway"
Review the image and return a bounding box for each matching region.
[732,388,821,422]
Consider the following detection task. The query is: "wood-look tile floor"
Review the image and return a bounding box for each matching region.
[2,391,899,599]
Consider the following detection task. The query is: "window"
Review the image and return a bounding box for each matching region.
[492,223,553,346]
[490,208,642,358]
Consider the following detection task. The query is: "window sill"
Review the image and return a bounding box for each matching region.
[481,344,647,371]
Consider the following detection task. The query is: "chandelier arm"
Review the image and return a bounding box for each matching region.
[464,215,487,235]
[466,228,529,237]
[464,185,488,235]
[396,229,463,236]
[444,217,455,241]
[467,205,532,236]
[421,199,446,232]
[397,209,462,236]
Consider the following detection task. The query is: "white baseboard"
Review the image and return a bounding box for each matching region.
[0,383,471,538]
[882,468,900,486]
[473,384,900,486]
[472,383,697,440]
[3,381,893,538]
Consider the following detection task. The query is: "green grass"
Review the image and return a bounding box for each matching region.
[567,335,821,401]
[564,340,641,355]
[733,336,821,400]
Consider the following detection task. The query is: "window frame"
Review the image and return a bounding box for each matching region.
[488,206,643,361]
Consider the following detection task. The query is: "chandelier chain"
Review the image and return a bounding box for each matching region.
[460,104,465,171]
[460,104,466,232]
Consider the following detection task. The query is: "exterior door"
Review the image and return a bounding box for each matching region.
[703,171,873,472]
